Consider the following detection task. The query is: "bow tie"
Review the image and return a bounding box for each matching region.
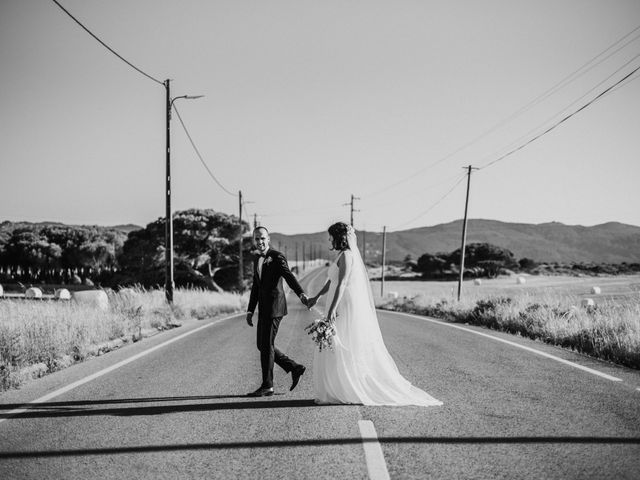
[258,253,267,258]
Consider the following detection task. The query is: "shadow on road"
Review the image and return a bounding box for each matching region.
[1,436,640,459]
[0,396,331,419]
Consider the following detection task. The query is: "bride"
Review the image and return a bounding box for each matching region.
[307,222,443,407]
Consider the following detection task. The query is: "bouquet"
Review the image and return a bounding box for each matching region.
[305,313,337,352]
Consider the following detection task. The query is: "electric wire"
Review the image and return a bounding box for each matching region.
[172,104,237,197]
[390,173,468,231]
[361,24,640,200]
[479,62,640,170]
[51,0,163,86]
[478,53,640,167]
[362,171,465,211]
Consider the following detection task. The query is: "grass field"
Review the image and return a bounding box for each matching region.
[371,274,640,305]
[0,288,247,391]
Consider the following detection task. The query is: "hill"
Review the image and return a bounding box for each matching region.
[3,219,638,265]
[270,220,640,264]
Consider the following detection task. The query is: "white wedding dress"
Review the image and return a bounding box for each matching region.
[313,232,443,407]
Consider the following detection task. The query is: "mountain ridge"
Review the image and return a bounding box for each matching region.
[2,219,639,264]
[270,219,640,264]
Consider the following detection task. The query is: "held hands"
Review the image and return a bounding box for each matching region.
[246,312,254,327]
[306,296,318,309]
[299,293,310,308]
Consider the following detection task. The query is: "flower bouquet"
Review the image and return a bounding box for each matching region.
[304,313,337,352]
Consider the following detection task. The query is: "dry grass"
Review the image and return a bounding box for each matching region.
[375,275,640,369]
[0,287,247,391]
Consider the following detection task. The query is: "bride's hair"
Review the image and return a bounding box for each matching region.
[328,222,350,251]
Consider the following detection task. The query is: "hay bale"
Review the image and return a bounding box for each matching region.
[516,276,526,285]
[54,288,71,301]
[71,290,109,311]
[473,279,482,286]
[590,286,601,295]
[581,298,595,308]
[25,287,43,299]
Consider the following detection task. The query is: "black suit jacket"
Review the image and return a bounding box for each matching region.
[248,249,304,318]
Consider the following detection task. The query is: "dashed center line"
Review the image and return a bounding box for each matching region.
[358,420,391,480]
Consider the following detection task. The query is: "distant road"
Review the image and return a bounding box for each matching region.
[1,267,639,479]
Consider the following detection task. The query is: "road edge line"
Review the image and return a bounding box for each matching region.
[384,310,622,382]
[0,313,243,424]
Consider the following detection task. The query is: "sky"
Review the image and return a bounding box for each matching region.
[1,0,639,235]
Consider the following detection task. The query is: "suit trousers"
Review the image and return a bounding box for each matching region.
[256,314,299,388]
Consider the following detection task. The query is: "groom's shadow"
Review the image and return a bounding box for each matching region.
[0,394,326,420]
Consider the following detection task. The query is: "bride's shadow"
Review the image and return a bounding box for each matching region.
[0,394,327,419]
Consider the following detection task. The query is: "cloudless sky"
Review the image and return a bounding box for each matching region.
[1,0,639,234]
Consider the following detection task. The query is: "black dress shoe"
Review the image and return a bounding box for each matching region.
[247,387,274,397]
[290,365,306,391]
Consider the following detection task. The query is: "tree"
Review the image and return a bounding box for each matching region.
[403,254,417,272]
[2,228,62,268]
[518,257,538,271]
[118,209,250,291]
[448,243,517,271]
[415,253,447,278]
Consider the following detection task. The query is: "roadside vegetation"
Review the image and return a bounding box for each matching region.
[0,288,246,391]
[377,285,640,370]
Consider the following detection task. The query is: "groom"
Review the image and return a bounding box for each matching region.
[246,226,308,397]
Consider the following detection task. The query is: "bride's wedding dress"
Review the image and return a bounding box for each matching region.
[313,233,442,407]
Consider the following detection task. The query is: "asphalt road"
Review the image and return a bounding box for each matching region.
[1,267,639,479]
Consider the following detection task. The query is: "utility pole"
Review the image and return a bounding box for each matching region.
[253,213,258,229]
[457,165,477,301]
[362,230,366,265]
[344,194,360,226]
[295,243,299,273]
[238,190,244,292]
[381,226,387,297]
[302,242,306,271]
[163,80,203,304]
[164,79,174,304]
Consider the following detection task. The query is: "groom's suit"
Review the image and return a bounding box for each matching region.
[248,248,305,389]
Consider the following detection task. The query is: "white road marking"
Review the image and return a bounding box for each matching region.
[358,420,391,480]
[0,314,242,425]
[386,310,622,382]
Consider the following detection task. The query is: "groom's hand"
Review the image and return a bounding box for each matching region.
[246,312,254,327]
[299,293,309,308]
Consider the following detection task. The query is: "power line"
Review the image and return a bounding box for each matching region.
[479,62,640,170]
[172,104,237,197]
[362,171,464,211]
[51,0,163,86]
[362,24,640,200]
[478,53,640,168]
[391,173,468,231]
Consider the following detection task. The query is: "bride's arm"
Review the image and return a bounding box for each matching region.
[307,279,331,309]
[327,253,352,321]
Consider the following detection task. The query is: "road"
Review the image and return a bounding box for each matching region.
[1,267,639,479]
